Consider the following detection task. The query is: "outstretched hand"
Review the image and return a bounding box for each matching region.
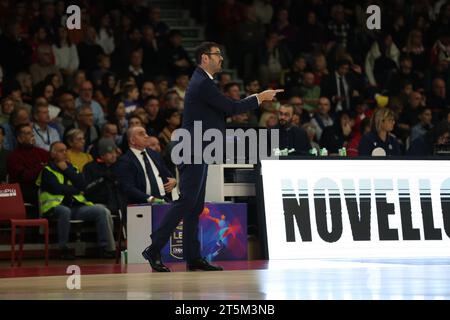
[257,89,284,103]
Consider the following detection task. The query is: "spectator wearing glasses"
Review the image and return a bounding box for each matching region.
[64,105,99,152]
[75,80,106,127]
[32,101,61,151]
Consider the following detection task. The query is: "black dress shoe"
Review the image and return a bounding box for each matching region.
[187,258,223,271]
[142,246,170,272]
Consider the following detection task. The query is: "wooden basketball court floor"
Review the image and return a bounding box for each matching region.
[0,258,449,300]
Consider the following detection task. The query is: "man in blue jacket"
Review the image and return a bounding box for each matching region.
[142,41,283,272]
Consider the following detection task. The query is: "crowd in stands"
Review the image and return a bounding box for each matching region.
[0,0,450,238]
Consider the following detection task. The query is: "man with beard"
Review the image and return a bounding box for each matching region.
[274,104,311,155]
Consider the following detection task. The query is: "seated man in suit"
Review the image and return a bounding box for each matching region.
[115,126,177,205]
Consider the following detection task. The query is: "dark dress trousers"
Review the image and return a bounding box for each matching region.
[150,67,259,262]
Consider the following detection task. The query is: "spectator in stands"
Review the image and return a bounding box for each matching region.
[96,14,115,55]
[115,126,176,204]
[64,105,99,153]
[284,54,308,97]
[427,78,449,111]
[33,83,60,120]
[299,11,326,53]
[0,126,10,182]
[159,29,193,78]
[54,92,77,136]
[258,31,292,87]
[407,120,450,156]
[288,95,310,125]
[217,72,232,93]
[77,26,104,76]
[328,4,351,49]
[347,117,371,157]
[32,101,61,151]
[0,19,30,79]
[143,96,164,136]
[235,4,265,80]
[320,111,354,155]
[2,106,30,151]
[147,6,169,41]
[299,72,321,113]
[224,82,241,101]
[273,104,311,155]
[402,29,427,75]
[0,97,14,125]
[163,90,183,112]
[172,72,190,101]
[310,97,334,141]
[69,70,87,96]
[15,72,34,104]
[75,80,106,127]
[312,53,329,86]
[158,108,181,151]
[302,122,320,151]
[410,107,433,142]
[243,78,260,97]
[65,128,93,172]
[119,115,145,153]
[53,25,79,79]
[358,107,401,156]
[127,48,145,88]
[92,54,112,88]
[140,81,158,104]
[252,0,273,27]
[321,59,356,112]
[107,98,127,140]
[365,32,400,88]
[89,123,121,160]
[36,141,115,259]
[84,137,125,219]
[270,8,299,54]
[386,54,422,95]
[29,44,62,86]
[123,84,140,115]
[141,25,160,77]
[7,123,49,208]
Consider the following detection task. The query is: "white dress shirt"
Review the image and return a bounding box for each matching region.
[130,147,165,197]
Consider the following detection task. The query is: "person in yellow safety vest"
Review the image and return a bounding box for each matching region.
[36,141,115,260]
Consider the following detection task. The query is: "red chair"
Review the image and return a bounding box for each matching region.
[0,183,49,267]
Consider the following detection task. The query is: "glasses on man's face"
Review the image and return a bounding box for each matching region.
[206,52,223,57]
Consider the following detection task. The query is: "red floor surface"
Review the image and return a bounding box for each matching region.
[0,260,269,278]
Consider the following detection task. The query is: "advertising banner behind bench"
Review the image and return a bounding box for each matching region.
[152,202,247,262]
[260,159,450,259]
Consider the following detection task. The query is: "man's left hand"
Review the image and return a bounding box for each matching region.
[164,178,177,193]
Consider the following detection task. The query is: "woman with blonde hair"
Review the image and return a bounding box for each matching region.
[358,107,402,156]
[65,129,93,172]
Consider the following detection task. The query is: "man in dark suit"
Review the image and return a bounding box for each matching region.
[114,126,177,205]
[142,41,283,272]
[320,59,357,113]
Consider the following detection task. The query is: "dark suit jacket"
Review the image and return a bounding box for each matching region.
[182,67,259,155]
[320,72,355,112]
[114,148,173,204]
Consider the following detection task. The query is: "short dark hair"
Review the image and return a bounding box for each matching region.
[195,41,221,65]
[224,82,240,93]
[15,123,31,138]
[0,126,5,136]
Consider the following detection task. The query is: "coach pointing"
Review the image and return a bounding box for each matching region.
[142,42,283,272]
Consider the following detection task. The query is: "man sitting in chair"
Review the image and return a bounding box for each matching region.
[36,141,115,260]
